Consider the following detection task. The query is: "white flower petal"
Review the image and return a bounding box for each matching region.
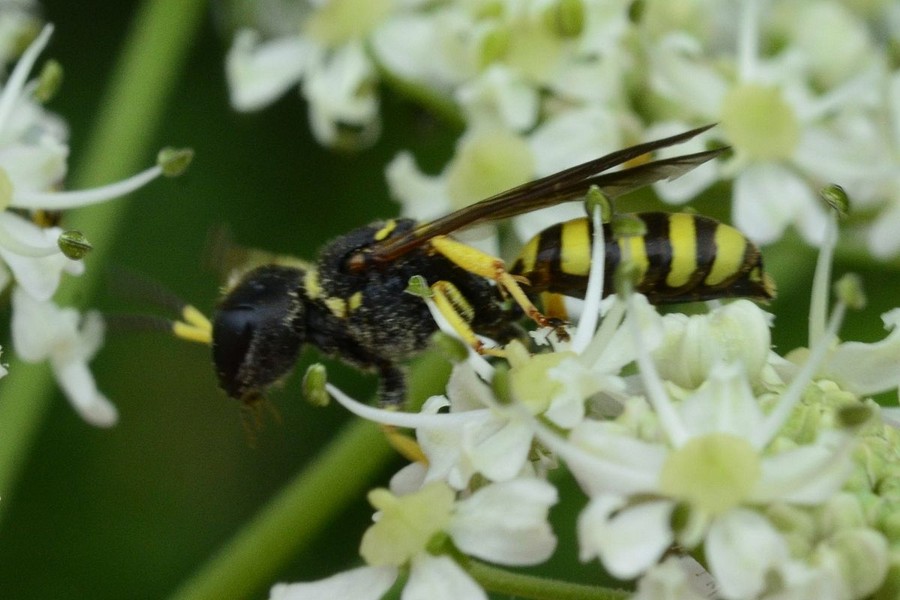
[417,419,467,487]
[456,65,539,131]
[226,29,317,111]
[677,363,765,443]
[385,151,451,222]
[881,407,900,429]
[403,555,486,600]
[705,509,789,600]
[867,203,900,259]
[527,106,623,176]
[450,478,557,566]
[303,41,379,145]
[654,300,772,390]
[420,365,535,488]
[269,565,398,600]
[51,355,118,427]
[732,163,824,246]
[563,421,667,496]
[0,213,76,300]
[792,118,890,207]
[465,417,535,483]
[0,128,68,193]
[633,556,714,600]
[819,308,900,395]
[752,432,853,504]
[389,462,428,496]
[371,12,466,91]
[11,285,74,360]
[579,497,674,579]
[446,362,494,413]
[647,32,727,120]
[12,288,115,426]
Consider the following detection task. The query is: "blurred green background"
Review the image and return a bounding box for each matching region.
[0,1,435,597]
[0,1,894,599]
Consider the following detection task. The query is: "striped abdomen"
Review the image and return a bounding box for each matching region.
[510,212,775,303]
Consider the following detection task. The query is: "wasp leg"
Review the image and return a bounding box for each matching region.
[431,280,505,357]
[381,425,428,463]
[374,363,428,462]
[541,292,569,321]
[430,235,556,331]
[377,362,408,407]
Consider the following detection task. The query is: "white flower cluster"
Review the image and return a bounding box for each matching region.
[270,208,900,599]
[225,1,900,596]
[227,0,899,255]
[0,20,187,426]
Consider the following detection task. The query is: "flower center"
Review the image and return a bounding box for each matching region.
[446,130,534,210]
[359,482,455,567]
[659,433,761,516]
[720,84,799,161]
[304,0,392,46]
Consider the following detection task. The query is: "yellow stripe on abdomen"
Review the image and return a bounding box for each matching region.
[618,234,649,280]
[706,224,746,286]
[516,235,540,274]
[559,218,591,276]
[665,213,697,288]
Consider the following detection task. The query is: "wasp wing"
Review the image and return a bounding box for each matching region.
[368,124,723,264]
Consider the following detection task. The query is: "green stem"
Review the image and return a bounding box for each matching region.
[0,0,207,519]
[167,418,394,600]
[464,558,629,600]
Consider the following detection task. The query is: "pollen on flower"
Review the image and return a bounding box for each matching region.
[303,0,392,46]
[659,434,761,516]
[359,482,455,567]
[720,84,800,161]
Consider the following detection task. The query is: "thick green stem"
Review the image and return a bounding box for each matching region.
[0,0,207,520]
[167,418,394,600]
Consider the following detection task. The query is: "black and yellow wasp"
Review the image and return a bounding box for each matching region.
[171,125,775,407]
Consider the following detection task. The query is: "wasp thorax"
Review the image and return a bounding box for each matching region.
[212,265,306,403]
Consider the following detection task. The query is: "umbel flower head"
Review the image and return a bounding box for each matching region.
[0,23,192,426]
[227,0,900,261]
[271,191,900,600]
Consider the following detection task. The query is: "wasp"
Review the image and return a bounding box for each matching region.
[170,125,775,407]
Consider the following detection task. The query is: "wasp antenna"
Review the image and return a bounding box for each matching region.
[106,267,213,345]
[104,313,178,335]
[104,312,212,346]
[107,266,191,314]
[171,310,213,345]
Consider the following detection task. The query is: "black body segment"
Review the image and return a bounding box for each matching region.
[213,219,518,406]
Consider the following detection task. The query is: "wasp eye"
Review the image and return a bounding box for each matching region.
[212,266,306,402]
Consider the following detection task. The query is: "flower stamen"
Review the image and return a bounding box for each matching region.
[0,24,53,134]
[571,201,606,354]
[325,382,490,428]
[625,282,688,445]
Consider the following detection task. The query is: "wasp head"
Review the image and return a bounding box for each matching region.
[212,265,307,404]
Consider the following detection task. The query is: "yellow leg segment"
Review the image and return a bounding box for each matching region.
[431,280,505,357]
[382,425,427,463]
[542,292,569,321]
[431,235,555,330]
